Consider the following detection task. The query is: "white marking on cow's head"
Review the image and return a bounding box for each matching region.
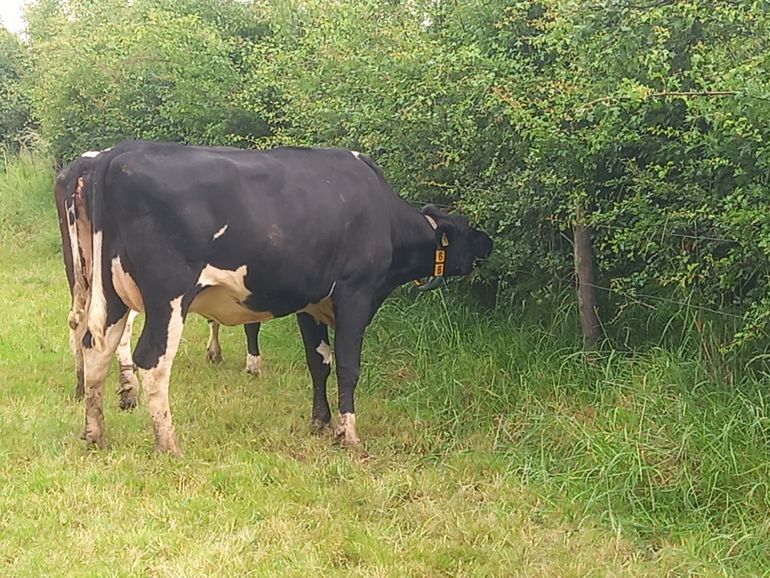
[316,340,332,365]
[212,224,228,240]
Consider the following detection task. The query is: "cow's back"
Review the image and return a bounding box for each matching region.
[96,142,398,321]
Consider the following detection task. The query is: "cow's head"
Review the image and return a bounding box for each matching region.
[422,205,493,277]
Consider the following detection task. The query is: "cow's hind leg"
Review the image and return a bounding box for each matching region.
[205,320,222,364]
[296,313,332,433]
[244,322,262,375]
[71,328,85,400]
[133,297,185,456]
[116,310,140,410]
[82,312,130,447]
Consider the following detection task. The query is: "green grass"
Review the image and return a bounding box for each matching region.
[2,152,770,576]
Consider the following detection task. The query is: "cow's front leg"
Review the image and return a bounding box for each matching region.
[82,311,130,447]
[296,313,332,433]
[244,322,262,375]
[115,310,139,410]
[332,294,371,446]
[134,297,185,456]
[205,320,222,364]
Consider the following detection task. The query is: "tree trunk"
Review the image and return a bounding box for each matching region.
[573,203,601,350]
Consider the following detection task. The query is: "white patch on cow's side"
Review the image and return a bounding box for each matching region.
[192,264,274,325]
[335,412,360,446]
[212,224,228,240]
[111,255,144,312]
[316,340,332,365]
[245,353,263,375]
[87,230,107,351]
[267,224,284,245]
[351,151,362,159]
[302,297,335,327]
[139,296,184,456]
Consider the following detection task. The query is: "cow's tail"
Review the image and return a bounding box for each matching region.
[84,155,112,352]
[60,168,89,335]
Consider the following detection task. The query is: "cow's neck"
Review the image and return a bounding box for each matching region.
[387,206,441,287]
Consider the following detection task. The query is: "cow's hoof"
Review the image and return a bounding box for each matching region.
[311,418,332,436]
[74,386,85,401]
[334,413,361,447]
[155,445,182,458]
[118,394,138,411]
[68,311,82,330]
[205,349,223,364]
[154,432,182,457]
[245,354,262,376]
[82,429,106,449]
[118,374,140,411]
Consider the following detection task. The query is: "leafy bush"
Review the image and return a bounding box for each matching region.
[18,0,770,357]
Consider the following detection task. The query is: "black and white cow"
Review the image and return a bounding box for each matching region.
[55,150,265,408]
[68,140,492,455]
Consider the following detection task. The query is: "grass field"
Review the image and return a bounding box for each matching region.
[2,152,770,576]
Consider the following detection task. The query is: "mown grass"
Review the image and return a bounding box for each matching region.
[2,152,770,576]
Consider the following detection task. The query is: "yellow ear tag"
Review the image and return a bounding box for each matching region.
[441,233,449,247]
[434,249,446,277]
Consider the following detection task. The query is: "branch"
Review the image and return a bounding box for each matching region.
[582,90,770,110]
[491,86,522,110]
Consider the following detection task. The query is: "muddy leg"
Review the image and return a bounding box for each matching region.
[71,327,85,400]
[296,313,332,433]
[134,297,185,456]
[205,320,222,364]
[82,312,130,447]
[244,322,262,375]
[116,310,140,410]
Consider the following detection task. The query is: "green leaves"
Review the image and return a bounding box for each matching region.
[0,27,33,151]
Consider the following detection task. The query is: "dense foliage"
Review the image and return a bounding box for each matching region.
[7,0,770,358]
[0,27,33,150]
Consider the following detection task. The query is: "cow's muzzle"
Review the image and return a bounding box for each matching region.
[416,276,445,291]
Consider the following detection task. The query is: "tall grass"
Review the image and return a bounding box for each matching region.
[2,151,770,575]
[0,147,58,250]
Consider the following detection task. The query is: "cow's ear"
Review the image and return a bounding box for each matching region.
[421,205,454,246]
[434,220,456,248]
[421,204,441,218]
